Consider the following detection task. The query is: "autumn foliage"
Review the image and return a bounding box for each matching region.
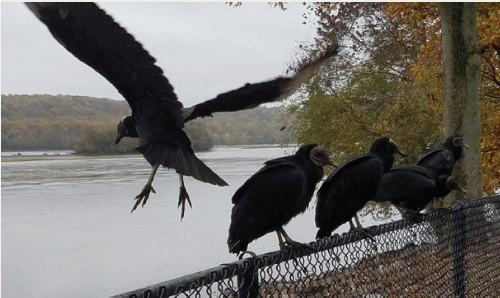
[291,3,499,195]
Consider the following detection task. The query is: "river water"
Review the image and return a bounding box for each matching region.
[1,145,375,297]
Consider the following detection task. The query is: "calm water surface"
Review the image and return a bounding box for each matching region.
[1,145,359,297]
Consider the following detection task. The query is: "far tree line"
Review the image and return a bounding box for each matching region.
[1,94,289,153]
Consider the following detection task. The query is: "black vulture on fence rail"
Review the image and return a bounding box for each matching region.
[315,137,405,239]
[26,2,339,218]
[228,144,337,254]
[416,134,469,199]
[372,165,467,217]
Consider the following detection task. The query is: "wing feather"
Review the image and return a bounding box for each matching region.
[232,161,301,204]
[26,3,184,128]
[183,44,339,122]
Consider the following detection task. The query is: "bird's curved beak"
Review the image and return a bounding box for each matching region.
[115,132,124,144]
[455,181,467,194]
[458,185,468,194]
[326,156,339,168]
[396,147,406,157]
[453,136,470,149]
[389,138,406,157]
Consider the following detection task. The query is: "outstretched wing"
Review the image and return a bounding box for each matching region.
[26,3,184,128]
[182,44,339,122]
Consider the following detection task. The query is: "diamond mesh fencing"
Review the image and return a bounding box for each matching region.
[111,195,500,298]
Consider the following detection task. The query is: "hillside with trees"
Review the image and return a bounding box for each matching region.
[1,94,289,153]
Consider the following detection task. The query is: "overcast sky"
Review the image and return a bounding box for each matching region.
[1,2,319,107]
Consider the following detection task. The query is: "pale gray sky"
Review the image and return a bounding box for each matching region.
[1,2,318,107]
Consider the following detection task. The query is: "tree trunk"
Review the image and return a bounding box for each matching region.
[438,3,483,203]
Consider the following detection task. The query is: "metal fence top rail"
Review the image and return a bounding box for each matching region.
[111,195,500,298]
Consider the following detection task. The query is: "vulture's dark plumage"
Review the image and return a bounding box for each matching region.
[27,3,338,218]
[315,137,404,239]
[228,144,337,254]
[372,165,466,216]
[416,134,468,199]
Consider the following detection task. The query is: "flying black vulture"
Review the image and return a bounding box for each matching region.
[315,137,405,239]
[26,3,338,218]
[228,144,337,254]
[372,165,466,217]
[416,134,468,199]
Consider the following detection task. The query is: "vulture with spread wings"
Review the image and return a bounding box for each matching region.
[26,2,338,218]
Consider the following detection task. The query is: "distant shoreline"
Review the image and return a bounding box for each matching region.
[1,144,293,162]
[1,151,140,162]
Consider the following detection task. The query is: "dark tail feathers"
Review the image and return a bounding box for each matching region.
[180,151,228,186]
[137,144,228,186]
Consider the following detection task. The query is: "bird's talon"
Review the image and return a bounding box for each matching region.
[351,227,376,243]
[131,185,154,213]
[178,185,191,219]
[131,198,141,213]
[141,196,149,207]
[280,240,316,252]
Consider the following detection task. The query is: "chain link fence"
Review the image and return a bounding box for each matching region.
[111,195,500,298]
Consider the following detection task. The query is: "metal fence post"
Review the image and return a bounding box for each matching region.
[237,252,259,298]
[237,268,259,298]
[451,204,466,298]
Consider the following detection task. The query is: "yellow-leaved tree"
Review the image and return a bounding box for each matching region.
[288,3,499,217]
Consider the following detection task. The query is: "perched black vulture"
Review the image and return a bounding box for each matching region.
[372,165,466,217]
[228,144,337,254]
[27,3,338,218]
[416,134,468,199]
[315,137,405,239]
